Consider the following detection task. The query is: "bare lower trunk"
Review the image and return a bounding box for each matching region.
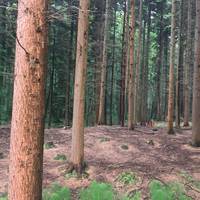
[175,0,184,128]
[134,0,143,122]
[98,0,110,125]
[71,0,90,173]
[128,0,135,130]
[8,0,47,199]
[167,0,176,135]
[183,0,192,127]
[192,0,200,147]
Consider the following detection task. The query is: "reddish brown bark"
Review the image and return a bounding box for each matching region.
[71,0,90,173]
[8,0,48,199]
[128,0,135,130]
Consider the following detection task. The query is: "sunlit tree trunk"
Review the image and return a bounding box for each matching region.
[192,0,200,147]
[183,0,192,127]
[128,0,135,130]
[134,0,143,122]
[167,0,176,134]
[8,0,48,199]
[98,0,110,125]
[71,0,90,173]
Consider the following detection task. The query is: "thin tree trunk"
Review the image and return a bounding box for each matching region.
[156,0,164,120]
[98,0,110,125]
[8,0,48,199]
[183,0,192,127]
[48,27,56,129]
[64,0,74,128]
[71,0,90,173]
[110,6,116,126]
[128,0,135,130]
[175,0,184,128]
[120,0,128,127]
[192,0,200,147]
[167,0,176,135]
[134,0,143,122]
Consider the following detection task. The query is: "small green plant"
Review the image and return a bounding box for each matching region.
[43,183,70,200]
[54,154,67,161]
[0,193,7,200]
[121,144,129,150]
[64,170,78,179]
[122,191,141,200]
[180,171,200,189]
[117,172,137,185]
[44,141,55,149]
[149,180,191,200]
[80,181,114,200]
[99,137,110,143]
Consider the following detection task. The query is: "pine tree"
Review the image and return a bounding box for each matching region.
[8,0,48,199]
[70,0,90,173]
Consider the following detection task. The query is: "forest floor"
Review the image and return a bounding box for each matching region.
[0,125,200,199]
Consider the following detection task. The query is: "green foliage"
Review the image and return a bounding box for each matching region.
[0,197,7,200]
[54,154,67,161]
[122,191,141,200]
[120,145,129,150]
[99,137,111,143]
[44,142,55,149]
[80,181,114,200]
[64,171,78,179]
[149,180,191,200]
[180,171,200,189]
[43,183,70,200]
[117,172,138,185]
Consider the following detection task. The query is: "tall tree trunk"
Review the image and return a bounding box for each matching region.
[64,0,74,128]
[192,0,200,147]
[128,0,135,130]
[8,0,48,199]
[110,5,117,125]
[71,0,90,173]
[120,0,128,127]
[175,0,184,128]
[48,27,56,129]
[183,0,192,127]
[156,0,164,120]
[98,0,110,125]
[167,0,176,135]
[143,1,152,122]
[134,0,143,122]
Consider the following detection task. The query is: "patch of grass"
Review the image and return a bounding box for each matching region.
[117,172,138,185]
[43,183,70,200]
[99,137,110,143]
[122,191,141,200]
[149,180,191,200]
[64,170,78,179]
[54,154,67,161]
[80,181,114,200]
[44,141,55,149]
[121,144,129,150]
[180,171,200,189]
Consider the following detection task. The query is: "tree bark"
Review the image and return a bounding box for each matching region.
[120,0,128,127]
[134,0,143,122]
[128,0,135,130]
[167,0,176,135]
[183,0,192,127]
[175,0,184,128]
[8,0,48,199]
[98,0,110,125]
[71,0,90,173]
[192,0,200,147]
[110,5,117,126]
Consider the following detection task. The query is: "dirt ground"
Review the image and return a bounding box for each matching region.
[0,125,200,199]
